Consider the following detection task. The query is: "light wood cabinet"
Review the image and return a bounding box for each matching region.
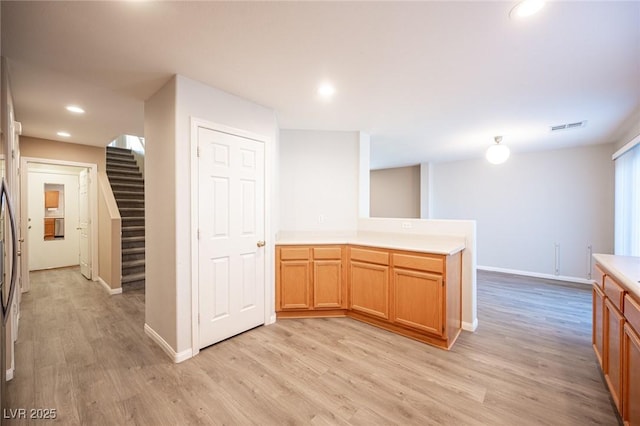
[44,217,55,240]
[593,283,605,368]
[593,261,640,423]
[277,243,463,350]
[604,297,624,412]
[276,245,346,314]
[45,190,59,208]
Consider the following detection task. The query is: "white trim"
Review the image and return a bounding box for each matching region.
[613,133,640,160]
[97,277,122,295]
[6,368,13,381]
[477,265,594,285]
[462,319,478,332]
[144,323,193,363]
[21,157,99,288]
[190,117,273,358]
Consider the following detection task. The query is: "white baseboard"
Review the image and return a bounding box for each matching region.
[144,323,193,363]
[6,368,13,381]
[477,265,594,286]
[97,277,122,295]
[462,319,478,332]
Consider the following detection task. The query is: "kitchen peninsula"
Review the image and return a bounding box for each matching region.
[276,231,465,349]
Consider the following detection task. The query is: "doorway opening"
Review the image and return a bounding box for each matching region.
[21,158,98,292]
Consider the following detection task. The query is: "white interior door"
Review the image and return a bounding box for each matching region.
[78,169,91,279]
[198,127,265,349]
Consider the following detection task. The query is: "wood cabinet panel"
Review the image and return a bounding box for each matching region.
[350,261,389,319]
[623,323,640,425]
[350,247,389,265]
[313,247,342,260]
[605,275,626,312]
[44,217,55,240]
[593,264,606,291]
[280,247,310,261]
[393,269,443,335]
[625,295,640,334]
[314,260,342,308]
[45,190,59,208]
[605,298,624,413]
[593,283,605,368]
[393,253,443,274]
[279,261,311,310]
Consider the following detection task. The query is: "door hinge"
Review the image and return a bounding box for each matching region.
[197,229,200,240]
[196,146,200,157]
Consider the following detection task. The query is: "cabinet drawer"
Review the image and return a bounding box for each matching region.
[393,253,443,274]
[626,295,640,334]
[350,247,389,265]
[313,247,342,260]
[280,247,310,261]
[605,276,626,312]
[593,264,606,290]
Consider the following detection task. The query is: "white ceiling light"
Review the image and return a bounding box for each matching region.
[486,136,510,164]
[317,82,336,99]
[510,0,546,19]
[65,105,85,114]
[57,131,71,137]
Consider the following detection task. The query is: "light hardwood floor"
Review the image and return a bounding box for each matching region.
[8,268,619,425]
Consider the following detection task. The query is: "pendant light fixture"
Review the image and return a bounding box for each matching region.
[486,136,510,164]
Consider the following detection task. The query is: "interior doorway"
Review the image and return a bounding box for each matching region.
[20,158,98,291]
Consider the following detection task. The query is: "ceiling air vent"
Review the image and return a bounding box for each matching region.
[550,121,587,132]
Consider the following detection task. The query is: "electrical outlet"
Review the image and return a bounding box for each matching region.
[401,222,412,229]
[318,214,325,224]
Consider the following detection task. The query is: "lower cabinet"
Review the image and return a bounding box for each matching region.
[624,323,640,425]
[593,283,605,368]
[349,247,390,319]
[594,261,640,423]
[276,245,346,313]
[277,243,463,350]
[604,298,624,412]
[393,268,443,336]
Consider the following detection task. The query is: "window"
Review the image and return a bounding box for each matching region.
[614,142,640,255]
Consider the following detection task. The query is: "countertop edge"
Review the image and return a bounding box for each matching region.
[593,253,640,301]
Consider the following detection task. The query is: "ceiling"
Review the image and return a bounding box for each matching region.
[2,1,639,169]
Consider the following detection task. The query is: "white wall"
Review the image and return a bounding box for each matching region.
[145,75,279,358]
[431,143,615,281]
[370,165,420,218]
[279,130,361,232]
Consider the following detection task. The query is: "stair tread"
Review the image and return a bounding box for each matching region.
[122,272,145,283]
[122,225,145,231]
[122,236,145,242]
[122,247,145,254]
[123,259,146,268]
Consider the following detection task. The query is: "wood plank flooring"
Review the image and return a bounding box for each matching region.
[8,268,619,425]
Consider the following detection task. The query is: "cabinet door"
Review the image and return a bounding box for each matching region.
[605,298,624,413]
[593,284,605,368]
[623,323,640,425]
[314,260,342,308]
[350,261,389,319]
[393,268,443,336]
[279,260,311,310]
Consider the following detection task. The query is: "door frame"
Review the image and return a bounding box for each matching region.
[20,157,98,291]
[190,117,274,357]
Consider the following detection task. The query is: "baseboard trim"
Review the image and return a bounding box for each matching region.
[462,319,478,332]
[144,323,193,363]
[97,277,122,295]
[477,265,594,286]
[6,368,13,381]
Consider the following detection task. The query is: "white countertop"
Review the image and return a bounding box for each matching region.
[593,253,640,301]
[276,231,465,255]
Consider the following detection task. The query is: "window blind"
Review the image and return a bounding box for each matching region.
[615,142,640,255]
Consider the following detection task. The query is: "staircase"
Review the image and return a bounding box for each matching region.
[106,146,145,291]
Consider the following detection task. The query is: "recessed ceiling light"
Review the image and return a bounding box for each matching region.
[57,131,71,138]
[317,82,336,99]
[66,105,85,114]
[510,0,545,19]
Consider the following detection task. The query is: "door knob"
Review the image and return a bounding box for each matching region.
[18,238,24,243]
[257,240,265,248]
[17,251,21,257]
